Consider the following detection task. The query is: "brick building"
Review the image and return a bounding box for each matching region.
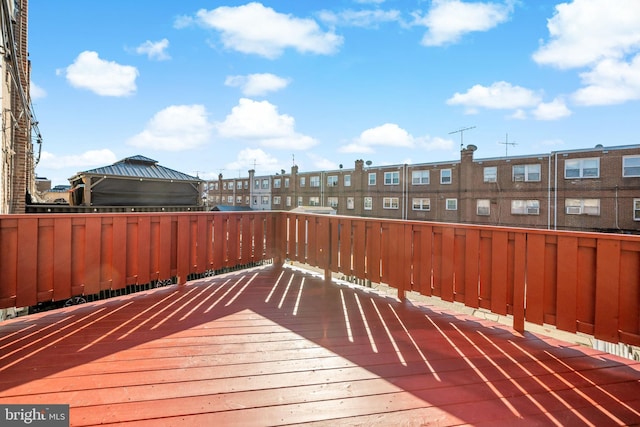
[204,143,640,234]
[1,0,36,214]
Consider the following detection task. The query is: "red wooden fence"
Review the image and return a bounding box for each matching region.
[282,213,640,347]
[1,211,639,347]
[0,212,279,310]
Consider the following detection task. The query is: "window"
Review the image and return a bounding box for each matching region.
[565,199,600,215]
[227,196,233,203]
[244,181,248,189]
[245,196,250,204]
[368,173,376,186]
[273,178,281,189]
[284,178,289,188]
[273,196,281,205]
[565,158,599,178]
[300,177,306,187]
[254,180,260,189]
[327,175,338,187]
[477,199,490,216]
[440,169,452,184]
[484,167,497,183]
[223,183,227,190]
[253,197,258,205]
[511,200,540,215]
[236,181,242,189]
[383,197,399,209]
[446,199,457,210]
[623,156,640,177]
[261,196,269,205]
[364,197,373,210]
[309,197,320,206]
[412,198,430,211]
[347,197,355,210]
[262,179,269,189]
[412,170,429,185]
[310,176,320,187]
[236,196,242,204]
[513,164,541,182]
[384,171,400,185]
[297,196,303,206]
[286,196,292,207]
[344,175,351,187]
[213,182,219,190]
[327,197,338,207]
[634,199,640,221]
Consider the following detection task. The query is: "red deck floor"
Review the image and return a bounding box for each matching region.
[1,264,639,426]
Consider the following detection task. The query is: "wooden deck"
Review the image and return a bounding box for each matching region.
[1,264,639,426]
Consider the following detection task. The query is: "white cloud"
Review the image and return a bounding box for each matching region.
[225,147,283,174]
[340,123,453,154]
[37,149,118,171]
[318,9,401,28]
[307,153,338,170]
[215,98,317,150]
[415,0,514,46]
[128,105,213,151]
[533,0,640,69]
[225,73,290,96]
[532,98,572,121]
[572,55,640,105]
[64,51,138,96]
[30,81,46,99]
[447,81,542,111]
[192,3,343,59]
[135,39,171,61]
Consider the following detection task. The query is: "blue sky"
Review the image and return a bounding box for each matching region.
[29,0,640,185]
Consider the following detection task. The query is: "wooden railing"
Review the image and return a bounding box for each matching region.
[1,211,639,347]
[282,213,640,347]
[0,212,280,309]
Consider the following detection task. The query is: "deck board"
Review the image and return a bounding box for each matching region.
[1,264,639,426]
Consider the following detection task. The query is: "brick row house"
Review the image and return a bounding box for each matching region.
[205,144,640,234]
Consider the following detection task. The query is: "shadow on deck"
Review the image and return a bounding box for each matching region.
[1,264,639,426]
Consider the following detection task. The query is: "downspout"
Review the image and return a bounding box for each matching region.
[548,154,551,230]
[553,151,558,230]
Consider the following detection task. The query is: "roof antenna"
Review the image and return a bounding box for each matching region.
[499,133,517,157]
[449,126,476,149]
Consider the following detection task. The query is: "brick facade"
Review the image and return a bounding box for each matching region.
[205,144,640,234]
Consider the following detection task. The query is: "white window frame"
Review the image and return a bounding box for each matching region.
[309,196,320,206]
[284,178,289,188]
[368,173,377,186]
[236,195,242,204]
[383,197,399,209]
[565,198,600,215]
[565,158,600,179]
[384,171,400,185]
[511,200,540,215]
[477,199,490,216]
[273,196,281,205]
[364,197,373,210]
[513,164,541,182]
[327,197,338,207]
[483,167,497,183]
[261,195,269,205]
[286,196,292,207]
[262,179,269,189]
[412,198,430,211]
[254,180,260,189]
[297,196,303,206]
[327,175,338,187]
[347,197,355,210]
[300,177,306,187]
[227,196,233,204]
[412,170,429,185]
[446,198,457,210]
[236,181,242,189]
[273,178,281,188]
[440,169,452,184]
[310,176,320,187]
[634,198,640,221]
[623,155,640,177]
[344,175,351,187]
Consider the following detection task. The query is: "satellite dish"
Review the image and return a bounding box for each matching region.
[467,144,477,151]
